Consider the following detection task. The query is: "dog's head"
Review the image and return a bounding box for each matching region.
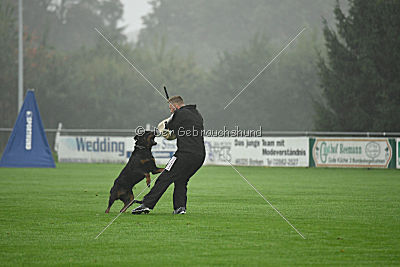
[134,131,157,148]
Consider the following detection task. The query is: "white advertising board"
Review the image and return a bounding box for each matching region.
[57,136,176,164]
[58,136,309,167]
[204,137,309,167]
[58,136,130,163]
[397,138,400,169]
[312,138,392,168]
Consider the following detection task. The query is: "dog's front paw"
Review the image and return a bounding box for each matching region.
[145,173,151,187]
[152,168,164,174]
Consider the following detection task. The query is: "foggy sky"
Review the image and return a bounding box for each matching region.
[119,0,151,34]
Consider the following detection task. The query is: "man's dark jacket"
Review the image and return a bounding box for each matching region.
[165,105,205,157]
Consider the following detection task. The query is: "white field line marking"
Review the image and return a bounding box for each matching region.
[94,183,150,240]
[227,161,306,239]
[224,27,307,110]
[94,28,172,107]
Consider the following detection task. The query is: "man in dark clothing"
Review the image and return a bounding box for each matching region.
[132,96,205,215]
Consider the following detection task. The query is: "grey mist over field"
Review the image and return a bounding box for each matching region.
[1,0,399,145]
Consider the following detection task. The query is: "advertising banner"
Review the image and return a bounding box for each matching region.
[58,136,176,164]
[311,138,393,168]
[58,136,309,167]
[397,138,400,169]
[204,137,309,167]
[58,136,130,163]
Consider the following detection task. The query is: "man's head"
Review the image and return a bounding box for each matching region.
[168,96,184,113]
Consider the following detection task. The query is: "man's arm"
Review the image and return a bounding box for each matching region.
[165,111,180,131]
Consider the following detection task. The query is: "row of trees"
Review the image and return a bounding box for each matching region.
[1,0,399,144]
[1,0,126,128]
[317,0,400,131]
[138,0,347,67]
[0,0,322,132]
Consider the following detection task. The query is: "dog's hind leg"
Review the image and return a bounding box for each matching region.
[120,191,134,213]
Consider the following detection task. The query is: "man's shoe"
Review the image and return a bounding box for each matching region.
[131,205,150,214]
[173,207,186,214]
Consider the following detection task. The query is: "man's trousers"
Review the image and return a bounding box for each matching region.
[142,153,205,210]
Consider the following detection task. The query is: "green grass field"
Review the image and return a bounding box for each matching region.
[0,164,399,266]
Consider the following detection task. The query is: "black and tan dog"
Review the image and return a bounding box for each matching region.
[105,131,164,213]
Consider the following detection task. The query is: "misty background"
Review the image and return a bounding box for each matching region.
[1,0,399,151]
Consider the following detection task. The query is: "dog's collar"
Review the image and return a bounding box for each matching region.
[135,145,147,150]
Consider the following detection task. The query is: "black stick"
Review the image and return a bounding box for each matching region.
[163,86,169,99]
